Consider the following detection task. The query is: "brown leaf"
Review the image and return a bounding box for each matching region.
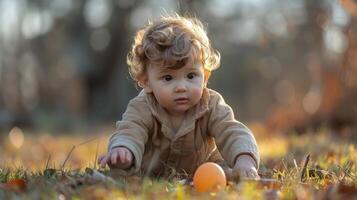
[337,183,357,196]
[325,183,357,199]
[2,178,27,192]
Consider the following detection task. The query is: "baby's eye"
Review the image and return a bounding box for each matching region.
[162,75,173,81]
[187,73,196,79]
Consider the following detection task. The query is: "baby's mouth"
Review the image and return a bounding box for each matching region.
[174,97,189,104]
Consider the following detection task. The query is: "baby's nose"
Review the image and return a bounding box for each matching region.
[174,83,187,92]
[175,87,186,92]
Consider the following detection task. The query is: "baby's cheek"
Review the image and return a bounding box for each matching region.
[156,89,170,100]
[157,94,171,106]
[191,87,204,99]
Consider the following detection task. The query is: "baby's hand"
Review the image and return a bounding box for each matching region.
[233,154,259,179]
[98,147,133,169]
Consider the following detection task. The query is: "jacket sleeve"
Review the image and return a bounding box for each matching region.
[108,95,152,174]
[208,92,260,168]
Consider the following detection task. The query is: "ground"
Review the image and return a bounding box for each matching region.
[0,124,356,199]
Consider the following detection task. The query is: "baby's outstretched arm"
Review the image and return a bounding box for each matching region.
[98,147,133,169]
[233,154,259,179]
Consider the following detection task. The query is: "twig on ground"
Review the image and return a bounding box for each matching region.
[85,168,116,185]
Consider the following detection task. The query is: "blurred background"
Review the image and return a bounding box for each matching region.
[0,0,357,169]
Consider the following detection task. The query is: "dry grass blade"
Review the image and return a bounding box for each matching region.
[93,140,99,169]
[45,154,51,170]
[301,154,310,182]
[60,137,100,170]
[61,146,76,171]
[340,160,355,181]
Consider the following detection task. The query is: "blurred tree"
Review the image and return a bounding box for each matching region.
[1,0,355,135]
[266,0,357,135]
[83,0,144,122]
[329,0,357,133]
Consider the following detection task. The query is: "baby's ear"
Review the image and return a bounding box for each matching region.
[138,75,152,93]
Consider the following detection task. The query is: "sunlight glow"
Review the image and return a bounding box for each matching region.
[21,10,53,39]
[0,0,20,41]
[332,1,350,27]
[323,25,348,55]
[9,126,25,149]
[58,194,66,200]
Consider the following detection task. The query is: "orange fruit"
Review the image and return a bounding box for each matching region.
[193,162,226,192]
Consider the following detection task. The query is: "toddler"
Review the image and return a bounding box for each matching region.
[99,14,260,180]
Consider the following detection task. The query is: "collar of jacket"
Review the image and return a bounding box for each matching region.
[144,88,210,140]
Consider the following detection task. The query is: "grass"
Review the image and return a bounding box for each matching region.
[0,126,357,199]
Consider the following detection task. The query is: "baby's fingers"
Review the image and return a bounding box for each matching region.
[111,151,119,165]
[119,149,126,164]
[99,154,110,168]
[125,150,133,163]
[243,168,259,179]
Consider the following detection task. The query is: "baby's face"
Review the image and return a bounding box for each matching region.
[143,62,206,115]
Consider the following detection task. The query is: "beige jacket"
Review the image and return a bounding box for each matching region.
[108,88,259,177]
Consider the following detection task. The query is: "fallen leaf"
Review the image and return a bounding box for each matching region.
[2,178,27,192]
[337,183,357,196]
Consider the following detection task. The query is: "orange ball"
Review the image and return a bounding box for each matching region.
[193,162,227,192]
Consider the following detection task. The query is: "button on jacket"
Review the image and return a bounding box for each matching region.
[108,88,259,177]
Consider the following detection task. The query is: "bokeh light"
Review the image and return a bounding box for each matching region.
[303,89,321,114]
[323,25,348,55]
[90,28,111,51]
[84,0,112,28]
[9,126,25,149]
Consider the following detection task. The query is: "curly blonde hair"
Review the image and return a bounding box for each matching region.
[127,14,220,84]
